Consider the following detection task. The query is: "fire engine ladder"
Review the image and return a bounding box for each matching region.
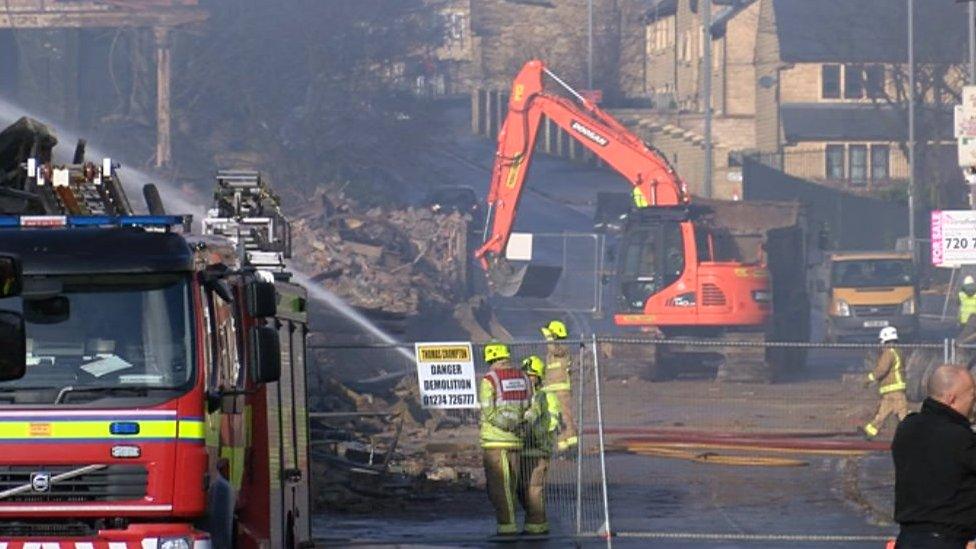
[27,158,133,216]
[203,170,291,270]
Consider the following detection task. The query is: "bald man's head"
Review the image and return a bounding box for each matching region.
[928,364,976,420]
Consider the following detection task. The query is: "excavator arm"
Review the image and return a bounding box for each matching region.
[475,59,689,270]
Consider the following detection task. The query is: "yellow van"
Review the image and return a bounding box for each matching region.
[823,251,918,342]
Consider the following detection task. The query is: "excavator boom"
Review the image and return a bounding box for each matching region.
[476,60,688,267]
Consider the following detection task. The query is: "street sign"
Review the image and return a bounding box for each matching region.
[931,210,976,267]
[414,342,478,409]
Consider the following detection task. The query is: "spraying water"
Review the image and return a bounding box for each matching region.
[290,271,415,363]
[0,95,415,367]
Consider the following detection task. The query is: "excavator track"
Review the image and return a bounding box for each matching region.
[715,332,773,383]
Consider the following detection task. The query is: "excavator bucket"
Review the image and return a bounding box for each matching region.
[488,259,562,298]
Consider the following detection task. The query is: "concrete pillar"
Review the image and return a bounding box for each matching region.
[471,89,481,135]
[154,26,172,168]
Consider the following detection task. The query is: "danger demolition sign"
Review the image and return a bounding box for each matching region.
[414,342,478,409]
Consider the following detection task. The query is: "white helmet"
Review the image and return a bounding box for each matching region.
[879,326,898,343]
[965,275,975,286]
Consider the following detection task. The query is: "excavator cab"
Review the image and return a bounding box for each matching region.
[615,207,688,312]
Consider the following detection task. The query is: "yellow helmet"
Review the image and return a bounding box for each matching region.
[521,355,546,377]
[483,342,510,363]
[541,319,568,340]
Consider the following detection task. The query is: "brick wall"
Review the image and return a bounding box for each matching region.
[722,0,759,116]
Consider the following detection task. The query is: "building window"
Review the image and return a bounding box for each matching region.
[871,144,890,180]
[849,144,867,185]
[826,144,845,179]
[822,65,840,99]
[444,12,466,45]
[844,65,864,99]
[865,65,884,98]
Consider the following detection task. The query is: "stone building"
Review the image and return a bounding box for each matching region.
[639,0,967,197]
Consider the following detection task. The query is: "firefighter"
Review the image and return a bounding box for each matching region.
[862,326,909,439]
[541,320,578,451]
[519,355,559,536]
[479,341,532,536]
[959,275,976,337]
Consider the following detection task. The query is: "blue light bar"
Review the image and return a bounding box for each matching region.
[0,215,189,229]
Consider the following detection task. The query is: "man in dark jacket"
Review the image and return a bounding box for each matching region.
[893,364,976,548]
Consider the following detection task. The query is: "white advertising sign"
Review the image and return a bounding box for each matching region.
[931,210,976,267]
[414,342,478,409]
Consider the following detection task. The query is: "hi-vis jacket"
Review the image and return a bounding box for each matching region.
[479,364,532,449]
[960,291,976,325]
[870,347,906,394]
[524,387,561,456]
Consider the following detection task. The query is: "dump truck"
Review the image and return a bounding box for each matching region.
[0,118,310,547]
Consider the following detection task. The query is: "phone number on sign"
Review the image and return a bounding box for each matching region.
[944,237,976,250]
[422,393,475,407]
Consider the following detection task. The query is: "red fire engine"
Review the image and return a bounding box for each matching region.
[0,118,311,548]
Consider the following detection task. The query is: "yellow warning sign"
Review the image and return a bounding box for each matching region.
[416,344,471,363]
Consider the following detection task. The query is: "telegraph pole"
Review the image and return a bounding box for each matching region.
[702,0,713,198]
[587,0,593,89]
[908,0,916,255]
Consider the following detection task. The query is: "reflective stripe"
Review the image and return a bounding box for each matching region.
[0,419,180,441]
[524,522,549,534]
[864,423,879,437]
[501,449,514,530]
[880,382,907,394]
[482,440,521,449]
[178,419,206,441]
[543,382,571,392]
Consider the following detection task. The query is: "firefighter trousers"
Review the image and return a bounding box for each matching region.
[553,390,577,445]
[519,455,549,534]
[483,447,521,535]
[866,391,909,437]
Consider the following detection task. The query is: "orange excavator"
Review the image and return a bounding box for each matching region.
[475,60,809,381]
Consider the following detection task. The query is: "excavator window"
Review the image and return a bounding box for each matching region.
[617,221,685,311]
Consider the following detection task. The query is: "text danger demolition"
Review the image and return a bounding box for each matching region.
[423,363,472,391]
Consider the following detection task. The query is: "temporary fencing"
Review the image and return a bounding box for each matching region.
[313,334,972,545]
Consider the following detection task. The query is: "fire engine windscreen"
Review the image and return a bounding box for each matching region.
[0,273,193,403]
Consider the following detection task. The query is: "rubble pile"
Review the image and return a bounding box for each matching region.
[290,189,470,315]
[309,369,483,513]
